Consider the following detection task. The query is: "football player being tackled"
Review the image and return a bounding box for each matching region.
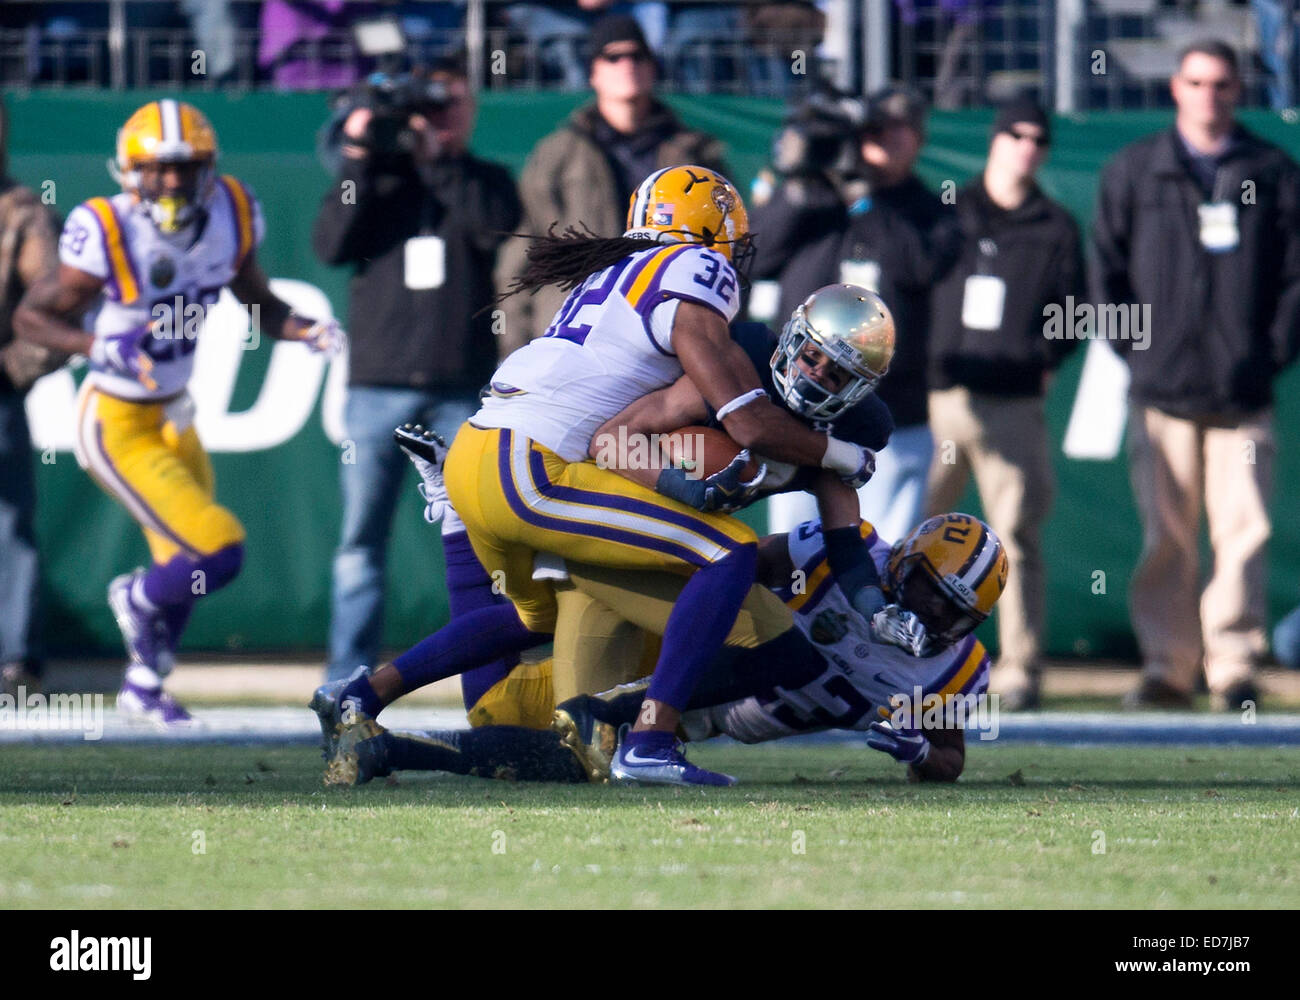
[317,166,880,786]
[317,284,990,785]
[16,100,344,727]
[340,513,1007,786]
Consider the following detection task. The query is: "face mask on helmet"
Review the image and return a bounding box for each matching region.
[770,284,894,421]
[133,160,211,233]
[888,554,986,647]
[885,513,1006,648]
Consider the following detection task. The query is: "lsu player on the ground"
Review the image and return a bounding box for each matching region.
[321,164,878,787]
[15,100,342,727]
[335,513,1007,786]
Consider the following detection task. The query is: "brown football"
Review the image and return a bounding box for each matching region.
[659,426,761,480]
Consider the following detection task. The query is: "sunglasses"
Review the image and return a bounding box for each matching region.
[599,49,652,64]
[1005,128,1049,148]
[1181,76,1235,91]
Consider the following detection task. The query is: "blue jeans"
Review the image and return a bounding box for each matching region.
[1253,0,1298,110]
[327,386,477,680]
[1275,602,1300,670]
[853,423,935,545]
[763,423,934,546]
[0,391,40,669]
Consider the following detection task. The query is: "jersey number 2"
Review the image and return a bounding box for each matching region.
[542,257,634,345]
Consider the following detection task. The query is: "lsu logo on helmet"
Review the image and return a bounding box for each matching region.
[885,513,1008,647]
[110,99,219,233]
[625,165,751,267]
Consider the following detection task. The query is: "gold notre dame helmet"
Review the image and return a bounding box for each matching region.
[885,513,1008,647]
[110,99,218,233]
[624,164,752,266]
[771,284,895,421]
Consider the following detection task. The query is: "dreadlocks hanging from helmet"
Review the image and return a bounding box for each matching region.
[500,164,754,300]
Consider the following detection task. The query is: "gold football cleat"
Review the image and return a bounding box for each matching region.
[551,702,615,784]
[323,716,388,787]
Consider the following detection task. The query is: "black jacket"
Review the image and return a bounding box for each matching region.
[929,179,1084,397]
[838,175,958,426]
[1091,125,1300,417]
[312,152,521,391]
[749,171,847,324]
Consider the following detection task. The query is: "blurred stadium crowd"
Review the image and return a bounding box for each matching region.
[2,4,1300,723]
[2,1,1298,108]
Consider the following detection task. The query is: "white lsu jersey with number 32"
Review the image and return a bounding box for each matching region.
[688,519,991,745]
[58,177,265,401]
[472,242,740,461]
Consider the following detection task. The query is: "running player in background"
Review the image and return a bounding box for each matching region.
[16,100,342,727]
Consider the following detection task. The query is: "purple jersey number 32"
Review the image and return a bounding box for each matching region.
[542,256,637,345]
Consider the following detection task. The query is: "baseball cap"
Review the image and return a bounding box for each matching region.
[862,86,927,136]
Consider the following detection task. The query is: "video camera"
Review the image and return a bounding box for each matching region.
[771,88,866,179]
[338,72,454,160]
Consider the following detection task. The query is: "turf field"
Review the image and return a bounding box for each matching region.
[2,741,1297,908]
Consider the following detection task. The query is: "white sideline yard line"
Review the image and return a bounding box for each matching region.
[0,706,468,745]
[3,707,1300,746]
[783,712,1300,747]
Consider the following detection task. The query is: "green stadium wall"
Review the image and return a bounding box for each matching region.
[7,91,1300,659]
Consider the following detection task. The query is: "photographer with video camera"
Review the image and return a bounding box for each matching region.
[312,57,521,683]
[749,86,866,327]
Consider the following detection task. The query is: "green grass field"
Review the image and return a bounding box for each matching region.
[2,741,1297,908]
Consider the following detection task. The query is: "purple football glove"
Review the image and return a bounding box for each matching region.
[298,317,346,358]
[866,720,931,765]
[90,323,157,390]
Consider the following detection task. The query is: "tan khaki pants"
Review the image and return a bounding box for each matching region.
[926,387,1054,682]
[1127,406,1274,693]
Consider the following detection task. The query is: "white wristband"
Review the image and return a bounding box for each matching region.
[715,388,768,422]
[821,435,862,477]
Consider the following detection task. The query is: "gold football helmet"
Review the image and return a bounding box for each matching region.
[885,513,1008,647]
[624,164,751,266]
[771,284,895,421]
[110,99,218,233]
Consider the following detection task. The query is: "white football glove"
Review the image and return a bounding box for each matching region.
[871,604,929,657]
[394,423,451,525]
[839,446,876,489]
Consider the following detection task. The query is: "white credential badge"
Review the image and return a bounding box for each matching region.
[840,259,881,293]
[1198,202,1239,252]
[404,235,446,289]
[961,274,1007,330]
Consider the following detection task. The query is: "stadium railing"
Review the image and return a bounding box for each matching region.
[0,1,1284,110]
